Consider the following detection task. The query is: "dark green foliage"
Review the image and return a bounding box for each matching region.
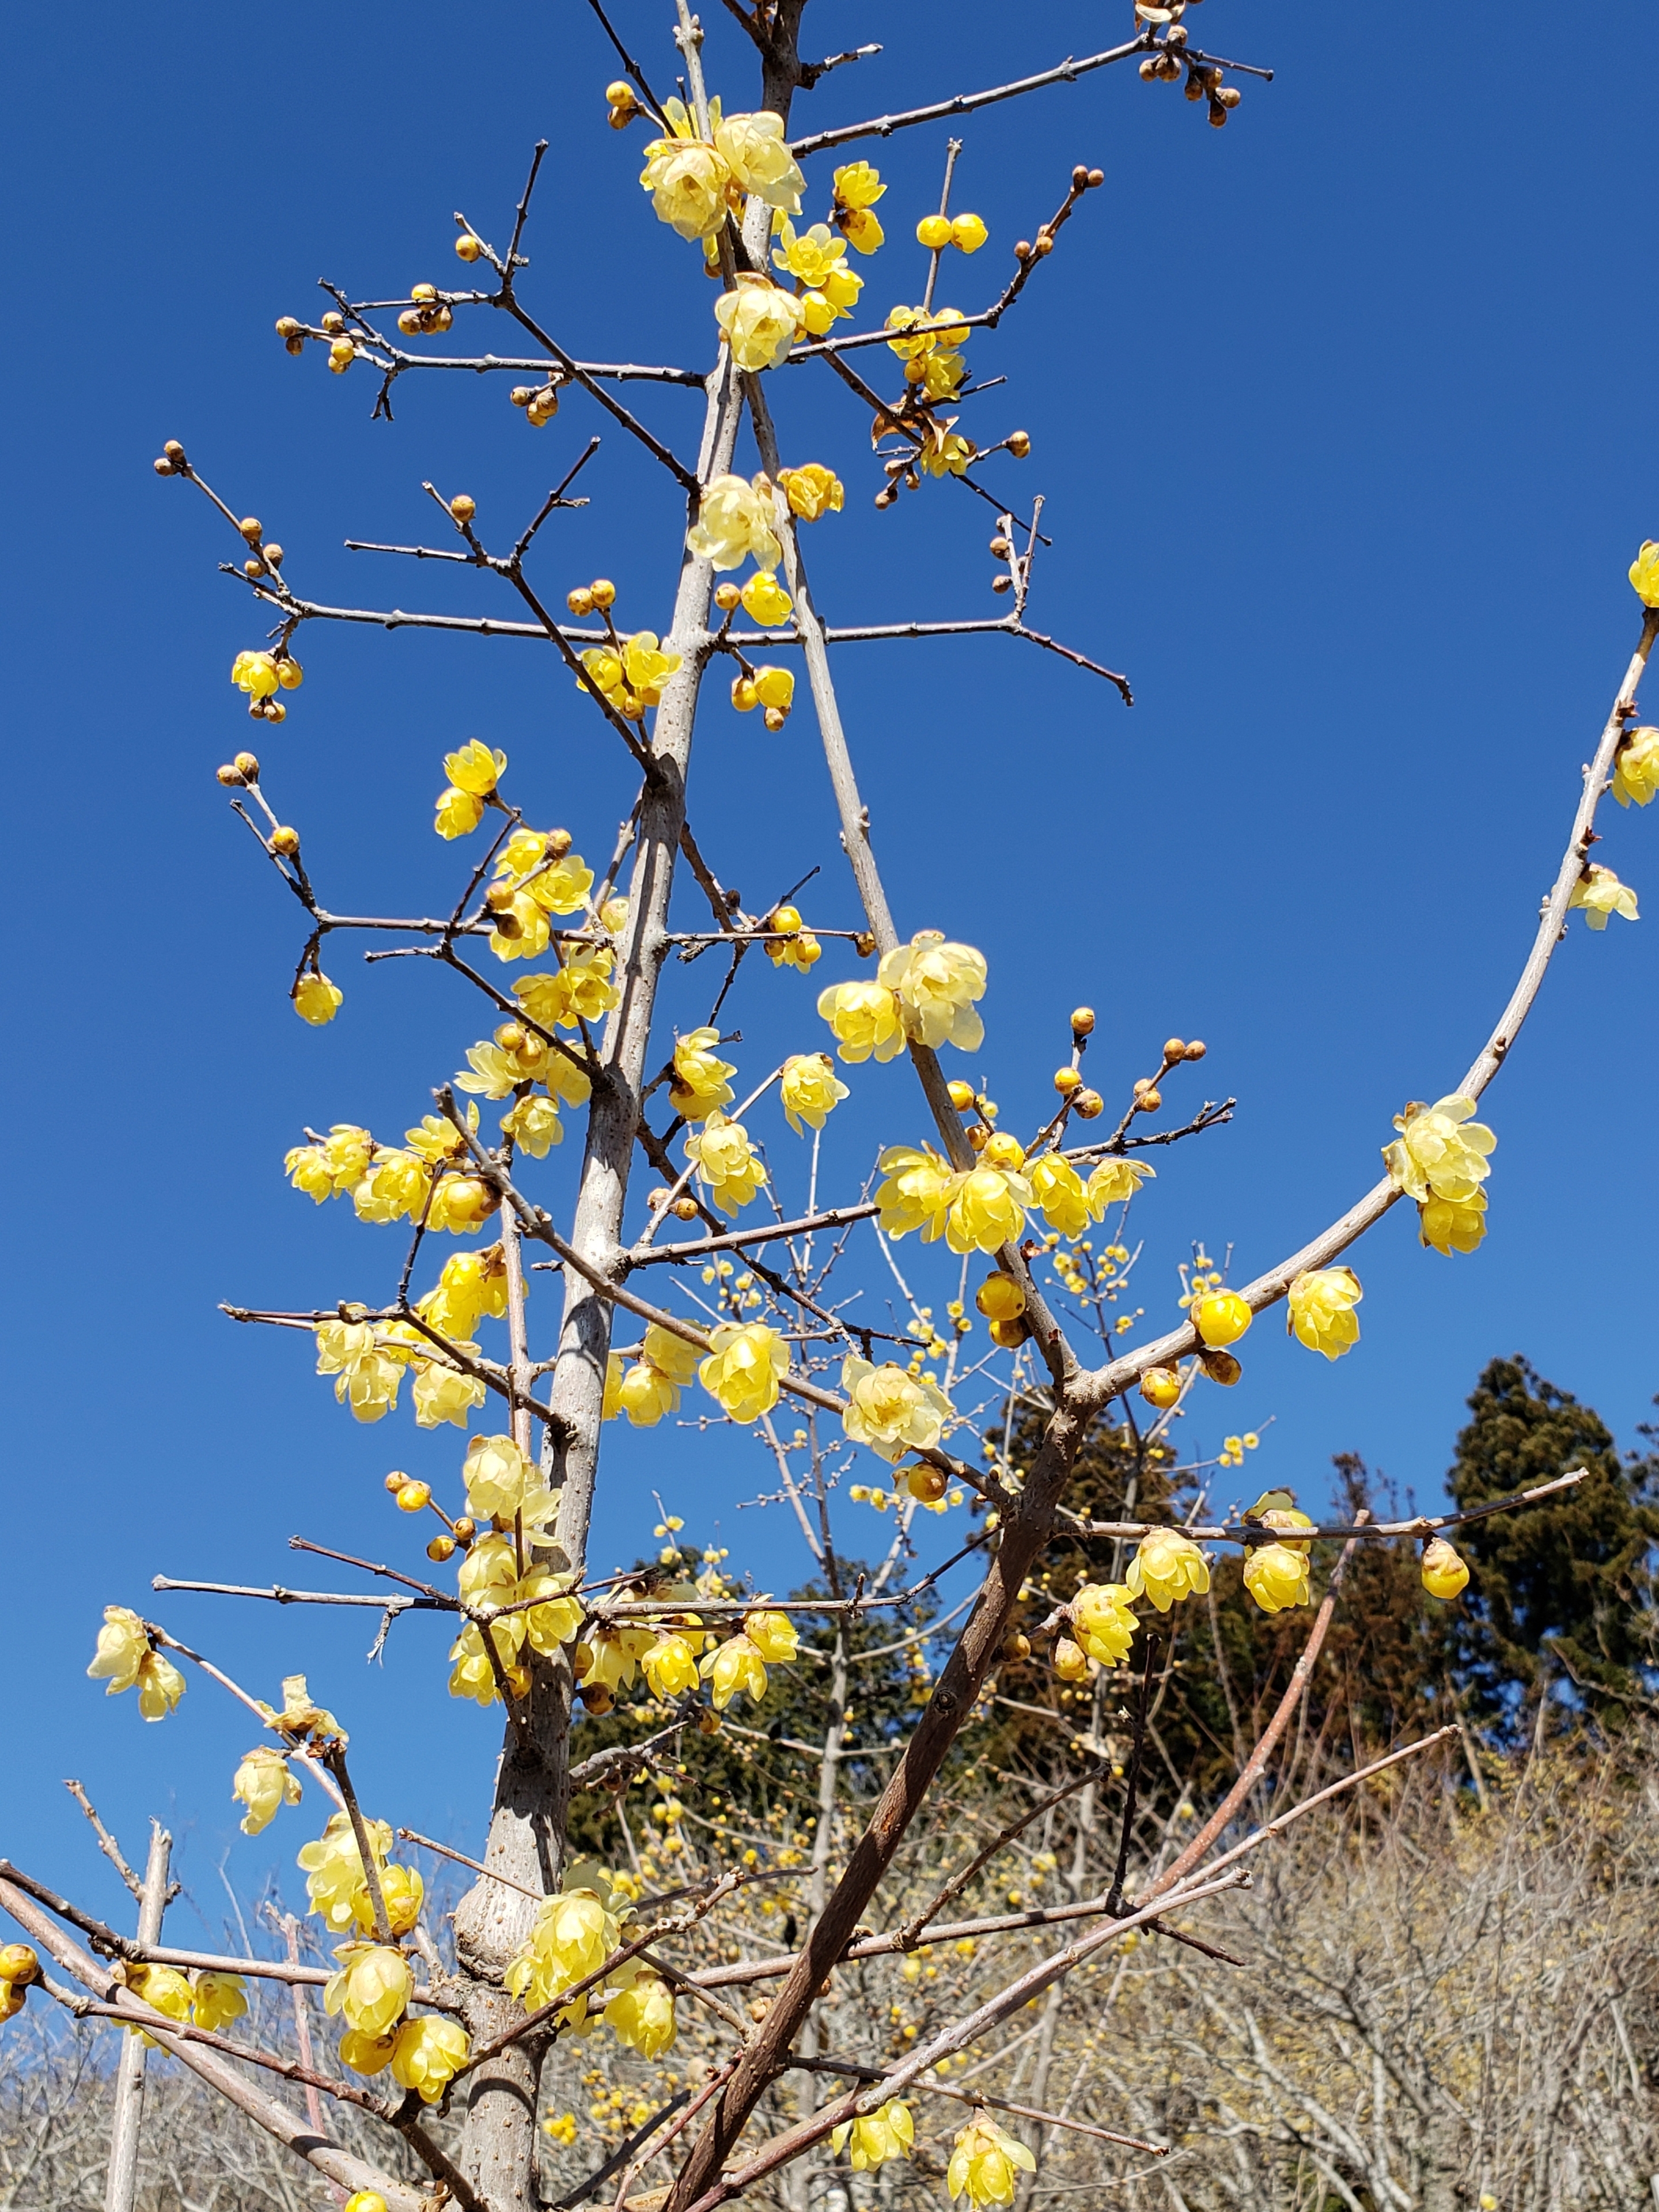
[1446,1357,1659,1729]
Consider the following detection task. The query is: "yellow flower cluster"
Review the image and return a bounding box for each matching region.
[1569,863,1639,929]
[831,2100,914,2170]
[1126,1529,1210,1612]
[122,1963,248,2043]
[87,1607,185,1721]
[505,1862,631,2026]
[1242,1509,1314,1613]
[840,1355,953,1460]
[1026,1153,1154,1236]
[670,1027,736,1120]
[231,649,303,721]
[604,1324,703,1427]
[515,948,620,1031]
[1286,1267,1362,1359]
[684,1111,768,1216]
[885,305,973,400]
[287,1107,503,1257]
[1384,1094,1497,1257]
[1070,1582,1138,1664]
[948,2116,1036,2206]
[433,739,506,839]
[687,473,783,573]
[699,1321,789,1421]
[579,632,681,721]
[774,220,863,332]
[831,161,887,253]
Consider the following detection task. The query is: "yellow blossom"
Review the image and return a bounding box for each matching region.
[285,1123,373,1203]
[1421,1537,1470,1600]
[671,1025,737,1119]
[947,1164,1031,1255]
[293,971,343,1025]
[642,1633,701,1698]
[298,1813,393,1933]
[1283,1267,1363,1359]
[444,740,506,796]
[1629,540,1659,607]
[339,2030,397,2077]
[191,1973,248,2032]
[715,275,806,372]
[517,1570,584,1657]
[1028,1153,1092,1237]
[778,464,844,521]
[412,1346,486,1423]
[919,426,975,478]
[1071,1583,1137,1665]
[1126,1529,1210,1612]
[125,1964,194,2043]
[499,1094,565,1158]
[878,930,987,1051]
[88,1607,186,1720]
[1085,1158,1154,1210]
[417,1245,507,1338]
[640,123,732,239]
[515,948,620,1031]
[774,220,863,331]
[699,1322,788,1421]
[233,1747,302,1834]
[604,1968,677,2058]
[1421,1190,1488,1255]
[353,1148,430,1225]
[744,1609,799,1662]
[435,785,485,839]
[494,831,596,915]
[841,1356,952,1460]
[1384,1095,1496,1205]
[701,1633,768,1709]
[875,1142,955,1241]
[686,472,783,572]
[952,212,988,252]
[579,632,682,717]
[1243,1541,1311,1613]
[714,107,804,210]
[948,2116,1036,2206]
[616,1324,703,1427]
[446,1623,506,1706]
[506,1867,628,2018]
[315,1320,407,1422]
[740,570,794,624]
[581,1624,654,1693]
[780,1052,849,1131]
[387,2016,471,2105]
[462,1433,532,1519]
[831,160,886,252]
[832,2100,914,2170]
[1192,1291,1252,1349]
[1614,725,1659,806]
[684,1111,768,1216]
[427,1174,497,1235]
[818,978,905,1063]
[325,1945,412,2039]
[1570,864,1638,928]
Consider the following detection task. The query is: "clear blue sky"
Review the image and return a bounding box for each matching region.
[5,0,1656,1933]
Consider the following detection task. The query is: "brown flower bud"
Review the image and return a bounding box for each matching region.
[234,752,261,781]
[1014,239,1033,261]
[713,580,742,611]
[449,494,476,524]
[589,578,616,609]
[384,1470,408,1493]
[1135,1087,1162,1113]
[452,1518,476,1543]
[763,706,788,733]
[854,933,877,957]
[153,456,175,475]
[238,517,263,543]
[484,882,516,912]
[1184,1039,1207,1060]
[264,545,284,568]
[1088,168,1105,187]
[164,440,185,461]
[275,317,301,338]
[990,1315,1031,1348]
[426,1535,456,1563]
[1006,430,1032,458]
[1162,1038,1187,1062]
[1071,1006,1096,1035]
[216,763,244,786]
[566,586,594,616]
[545,827,573,858]
[1071,164,1092,188]
[244,558,266,578]
[270,826,300,857]
[321,312,345,334]
[1198,1347,1242,1387]
[672,1195,699,1220]
[1073,1088,1104,1120]
[581,1684,614,1714]
[991,574,1013,594]
[988,535,1012,556]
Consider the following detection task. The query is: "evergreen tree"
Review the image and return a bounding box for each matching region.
[1446,1358,1659,1729]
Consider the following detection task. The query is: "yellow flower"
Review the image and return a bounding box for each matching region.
[579,632,682,718]
[1126,1529,1210,1612]
[773,220,863,330]
[1085,1158,1155,1210]
[1192,1291,1252,1349]
[1243,1541,1311,1613]
[616,1323,703,1427]
[126,1963,194,2042]
[233,1747,302,1835]
[743,1609,798,1662]
[778,464,844,521]
[298,1813,393,1933]
[1614,725,1659,807]
[1028,1154,1092,1237]
[951,212,988,252]
[517,1570,584,1657]
[353,1148,430,1225]
[444,740,506,796]
[640,126,732,240]
[840,1356,952,1460]
[1421,1536,1470,1600]
[325,1945,412,2039]
[391,2015,470,2103]
[1630,540,1659,607]
[418,1245,508,1338]
[285,1123,373,1203]
[506,1868,628,2017]
[580,1625,654,1693]
[947,2116,1036,2206]
[671,1026,736,1120]
[1384,1094,1496,1205]
[831,160,886,252]
[87,1608,185,1720]
[446,1623,506,1706]
[370,1865,424,1940]
[230,650,281,699]
[435,785,485,839]
[740,570,794,625]
[947,1164,1031,1255]
[818,978,906,1063]
[701,1633,769,1708]
[462,1434,532,1519]
[715,275,806,372]
[412,1344,487,1429]
[699,1322,789,1421]
[515,948,620,1031]
[339,2030,397,2077]
[605,1967,677,2058]
[686,472,783,573]
[684,1111,767,1216]
[642,1633,701,1698]
[427,1174,497,1235]
[493,831,596,915]
[315,1319,408,1422]
[831,2100,914,2171]
[293,972,343,1025]
[1071,1583,1137,1665]
[1570,864,1639,929]
[874,1142,955,1241]
[1286,1267,1362,1359]
[878,930,987,1051]
[714,109,804,211]
[919,426,975,478]
[500,1094,564,1159]
[780,1052,849,1132]
[191,1972,248,2032]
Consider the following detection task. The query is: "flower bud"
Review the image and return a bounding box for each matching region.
[494,1021,527,1051]
[671,1195,699,1220]
[989,1315,1030,1348]
[698,1707,722,1734]
[982,1131,1025,1170]
[234,752,261,781]
[271,826,300,857]
[1071,165,1092,188]
[1088,168,1105,186]
[1139,56,1160,78]
[966,1124,988,1153]
[484,883,516,912]
[1054,1067,1082,1093]
[1198,1347,1241,1387]
[854,933,877,957]
[1135,1087,1161,1113]
[1006,430,1032,458]
[605,79,636,109]
[545,827,573,858]
[244,558,266,578]
[916,214,953,249]
[1070,1006,1096,1036]
[1162,1038,1186,1062]
[452,1518,476,1543]
[216,763,244,786]
[511,387,534,408]
[1073,1088,1104,1120]
[1216,84,1241,108]
[947,1080,976,1111]
[449,495,476,525]
[768,905,802,935]
[1053,1637,1089,1683]
[238,517,263,543]
[907,1466,948,1503]
[384,1470,408,1493]
[164,440,186,461]
[989,535,1012,557]
[763,706,789,733]
[713,580,743,611]
[426,1534,456,1562]
[1193,1291,1251,1349]
[153,456,176,475]
[455,233,483,262]
[589,579,616,609]
[321,313,345,334]
[976,1274,1025,1321]
[566,586,594,616]
[991,574,1012,594]
[1003,1628,1031,1659]
[1139,1365,1181,1410]
[328,339,355,372]
[581,1684,614,1714]
[396,1481,431,1513]
[1184,1039,1207,1060]
[951,213,987,252]
[1014,239,1033,262]
[0,1945,40,1985]
[285,334,305,355]
[275,318,301,338]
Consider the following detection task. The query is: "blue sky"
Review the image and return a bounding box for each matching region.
[5,0,1657,1932]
